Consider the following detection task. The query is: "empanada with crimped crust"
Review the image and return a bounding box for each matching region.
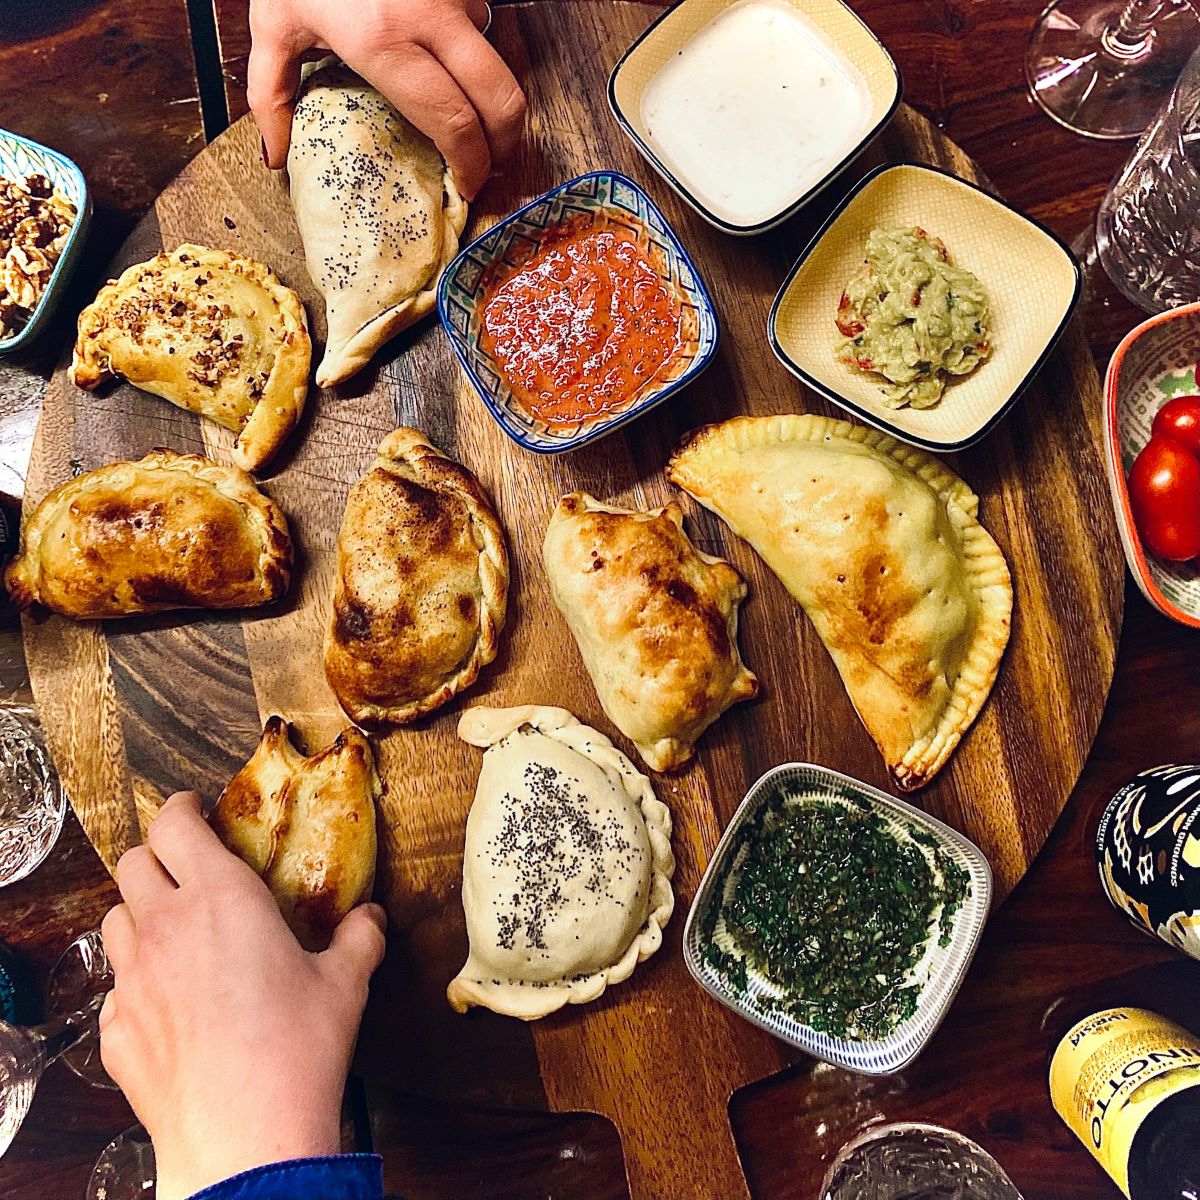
[210,716,379,951]
[667,414,1012,790]
[71,244,310,472]
[449,705,674,1020]
[324,428,508,728]
[289,59,468,387]
[543,492,759,772]
[5,450,292,618]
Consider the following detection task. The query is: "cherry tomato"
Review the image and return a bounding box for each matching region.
[1151,394,1200,458]
[1128,436,1200,561]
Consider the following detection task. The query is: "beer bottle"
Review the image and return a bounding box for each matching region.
[1050,1007,1200,1199]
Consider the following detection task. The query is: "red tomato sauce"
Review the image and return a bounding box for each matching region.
[478,216,685,428]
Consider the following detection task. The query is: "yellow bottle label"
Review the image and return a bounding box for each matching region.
[1050,1007,1200,1196]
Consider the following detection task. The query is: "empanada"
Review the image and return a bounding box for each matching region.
[211,716,379,951]
[71,244,310,472]
[324,428,508,727]
[6,450,292,618]
[667,414,1012,789]
[448,705,674,1020]
[289,59,468,387]
[543,493,758,772]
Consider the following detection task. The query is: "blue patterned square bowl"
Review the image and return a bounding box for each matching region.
[0,129,91,354]
[437,170,719,454]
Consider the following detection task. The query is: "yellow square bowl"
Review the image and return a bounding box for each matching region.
[607,0,901,235]
[769,162,1082,451]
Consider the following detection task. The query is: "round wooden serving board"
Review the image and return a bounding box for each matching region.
[23,3,1122,1197]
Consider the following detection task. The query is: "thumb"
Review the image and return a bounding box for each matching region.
[322,902,387,985]
[247,35,304,169]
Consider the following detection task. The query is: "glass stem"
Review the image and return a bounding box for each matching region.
[26,992,103,1067]
[1103,0,1171,59]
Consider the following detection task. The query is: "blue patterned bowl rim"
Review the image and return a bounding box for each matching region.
[437,169,720,454]
[0,128,92,354]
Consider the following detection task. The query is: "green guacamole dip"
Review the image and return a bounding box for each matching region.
[836,227,993,410]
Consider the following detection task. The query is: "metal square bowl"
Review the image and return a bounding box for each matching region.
[437,169,719,454]
[684,762,993,1074]
[0,129,91,354]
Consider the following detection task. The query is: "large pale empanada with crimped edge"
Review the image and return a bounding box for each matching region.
[668,414,1012,790]
[448,705,675,1020]
[289,58,468,387]
[324,428,508,728]
[543,492,759,772]
[70,244,310,472]
[210,716,379,951]
[5,450,292,618]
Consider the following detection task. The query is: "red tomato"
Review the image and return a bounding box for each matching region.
[1128,436,1200,561]
[1151,395,1200,458]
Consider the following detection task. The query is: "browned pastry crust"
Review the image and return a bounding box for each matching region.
[543,493,759,771]
[5,449,292,618]
[324,428,509,727]
[211,716,379,951]
[70,244,310,472]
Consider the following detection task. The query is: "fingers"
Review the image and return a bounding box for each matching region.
[146,791,232,888]
[427,18,526,169]
[101,903,137,973]
[247,28,305,169]
[321,903,386,988]
[98,988,117,1033]
[357,45,492,199]
[116,844,177,912]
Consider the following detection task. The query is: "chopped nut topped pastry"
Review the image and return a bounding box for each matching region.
[448,705,674,1020]
[210,716,379,952]
[0,172,76,339]
[288,59,468,387]
[668,414,1012,789]
[324,428,508,727]
[70,244,310,472]
[543,492,759,771]
[5,450,292,619]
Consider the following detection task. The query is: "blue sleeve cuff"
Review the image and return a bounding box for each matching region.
[187,1153,384,1200]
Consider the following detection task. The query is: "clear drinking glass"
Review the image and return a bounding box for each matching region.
[1097,41,1200,310]
[87,1125,156,1200]
[1026,0,1198,139]
[821,1122,1024,1200]
[0,706,65,888]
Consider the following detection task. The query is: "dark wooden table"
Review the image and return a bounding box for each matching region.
[0,2,1196,1198]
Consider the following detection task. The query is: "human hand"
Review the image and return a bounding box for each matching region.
[248,0,526,199]
[99,791,387,1200]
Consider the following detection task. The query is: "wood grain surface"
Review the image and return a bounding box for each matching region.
[15,4,1125,1197]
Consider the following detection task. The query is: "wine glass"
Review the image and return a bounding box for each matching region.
[821,1122,1023,1200]
[1026,0,1199,139]
[0,706,65,888]
[87,1125,156,1200]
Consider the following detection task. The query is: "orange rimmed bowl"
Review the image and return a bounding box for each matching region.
[1104,303,1200,628]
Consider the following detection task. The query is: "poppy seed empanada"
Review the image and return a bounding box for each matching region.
[543,492,758,772]
[324,428,508,728]
[667,414,1012,789]
[5,450,292,618]
[288,59,468,387]
[211,716,379,951]
[70,244,310,472]
[448,705,674,1020]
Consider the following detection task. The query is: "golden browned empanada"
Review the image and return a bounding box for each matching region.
[324,428,508,727]
[211,716,379,951]
[71,244,310,472]
[289,59,468,387]
[667,414,1012,789]
[449,705,674,1020]
[5,450,292,619]
[543,493,758,772]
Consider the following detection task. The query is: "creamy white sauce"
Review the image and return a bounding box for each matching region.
[639,0,872,226]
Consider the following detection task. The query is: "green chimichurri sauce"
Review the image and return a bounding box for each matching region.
[702,791,970,1041]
